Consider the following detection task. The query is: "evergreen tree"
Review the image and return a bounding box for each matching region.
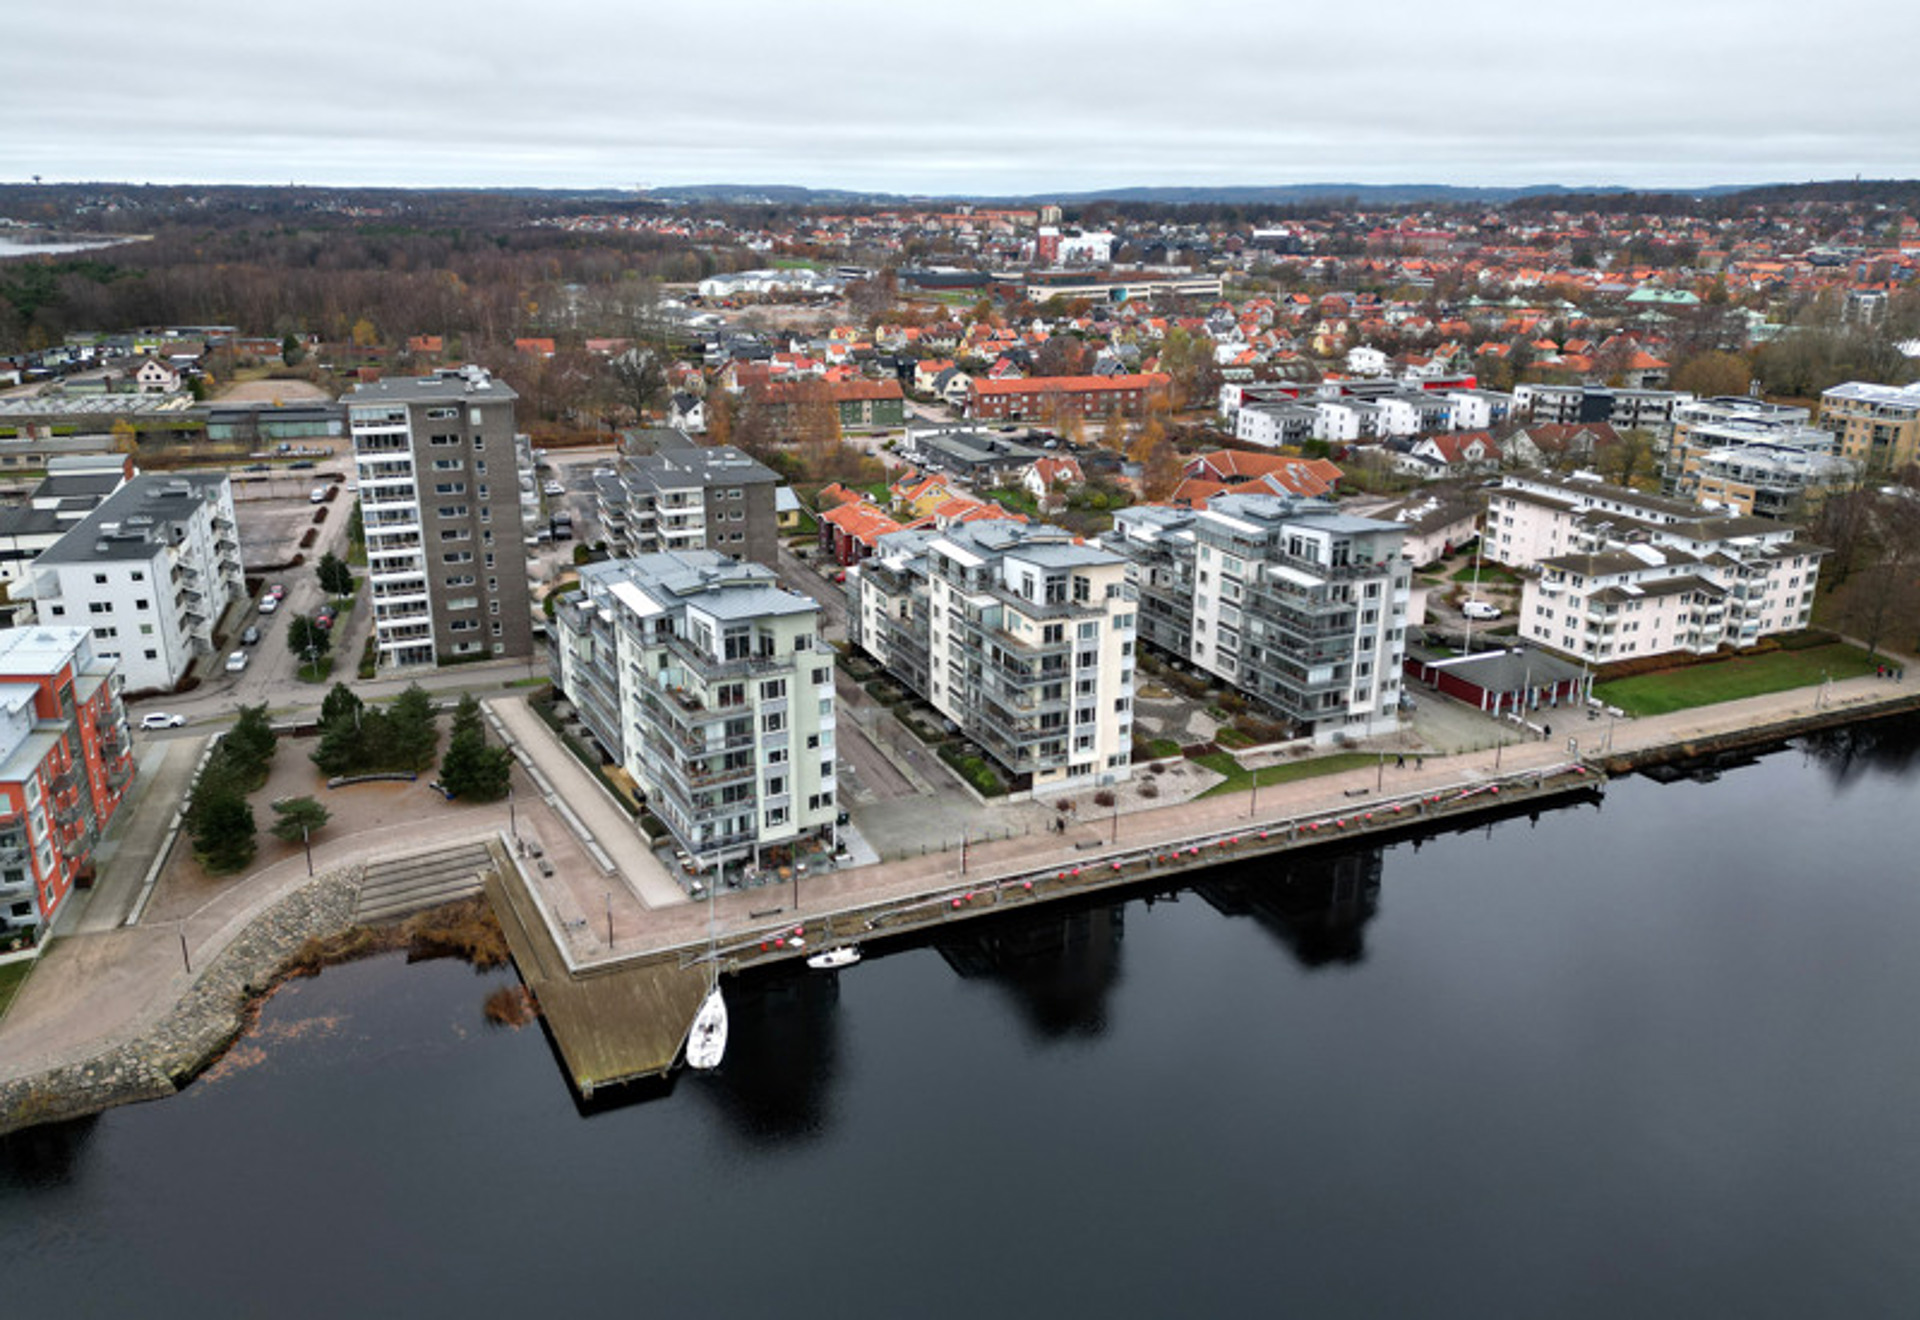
[224,703,278,787]
[320,682,363,728]
[316,551,355,597]
[270,796,330,843]
[192,790,256,873]
[439,696,512,801]
[386,683,440,771]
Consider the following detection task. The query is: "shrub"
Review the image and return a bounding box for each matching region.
[1139,779,1160,798]
[1093,789,1116,807]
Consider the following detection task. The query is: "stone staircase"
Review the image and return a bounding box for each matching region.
[353,842,495,925]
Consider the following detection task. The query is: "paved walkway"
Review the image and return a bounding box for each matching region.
[2,663,1911,1088]
[485,697,686,909]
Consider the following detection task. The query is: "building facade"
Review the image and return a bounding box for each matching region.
[594,429,780,568]
[1663,395,1853,516]
[346,368,533,669]
[28,473,242,694]
[1487,473,1824,663]
[1820,381,1920,474]
[850,521,1137,794]
[1106,494,1411,743]
[0,627,133,940]
[966,373,1171,422]
[551,553,837,878]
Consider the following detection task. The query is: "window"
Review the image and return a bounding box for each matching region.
[93,573,108,585]
[130,570,144,582]
[135,599,149,611]
[762,711,785,734]
[443,551,474,564]
[89,602,110,615]
[761,679,786,700]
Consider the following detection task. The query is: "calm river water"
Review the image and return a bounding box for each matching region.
[5,719,1920,1318]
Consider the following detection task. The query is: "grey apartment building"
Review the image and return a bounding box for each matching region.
[1105,494,1411,744]
[346,368,532,669]
[596,429,780,568]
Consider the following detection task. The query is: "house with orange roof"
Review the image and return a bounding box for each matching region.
[514,337,556,358]
[1183,450,1342,498]
[406,335,444,357]
[818,500,906,567]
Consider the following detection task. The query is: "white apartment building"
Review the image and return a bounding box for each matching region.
[1106,494,1411,743]
[551,553,837,877]
[346,368,532,669]
[28,473,242,693]
[1236,401,1317,449]
[850,521,1137,794]
[1488,472,1823,663]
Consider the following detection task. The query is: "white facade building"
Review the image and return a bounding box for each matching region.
[28,473,242,693]
[1106,495,1411,744]
[850,521,1138,795]
[1487,473,1824,663]
[551,553,837,877]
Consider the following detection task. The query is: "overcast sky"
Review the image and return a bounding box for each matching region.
[9,0,1918,194]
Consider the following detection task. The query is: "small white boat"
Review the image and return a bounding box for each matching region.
[685,987,728,1070]
[806,946,861,971]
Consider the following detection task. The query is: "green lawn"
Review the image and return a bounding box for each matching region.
[1196,750,1379,798]
[1594,643,1880,716]
[1449,564,1520,585]
[0,959,31,1020]
[1143,737,1182,759]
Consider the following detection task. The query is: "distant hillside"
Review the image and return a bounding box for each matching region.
[644,181,1771,207]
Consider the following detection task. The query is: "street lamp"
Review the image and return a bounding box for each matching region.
[302,823,313,876]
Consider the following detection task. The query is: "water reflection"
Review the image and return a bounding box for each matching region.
[1194,848,1384,968]
[0,1115,98,1192]
[1799,711,1920,788]
[693,967,843,1145]
[935,905,1125,1039]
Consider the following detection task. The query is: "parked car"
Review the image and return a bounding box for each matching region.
[240,625,262,646]
[257,595,279,615]
[225,651,249,673]
[268,582,286,599]
[543,481,564,497]
[140,712,186,730]
[289,460,315,469]
[309,487,328,503]
[1461,599,1501,621]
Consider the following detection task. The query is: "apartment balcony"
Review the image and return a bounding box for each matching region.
[660,631,788,681]
[377,628,434,651]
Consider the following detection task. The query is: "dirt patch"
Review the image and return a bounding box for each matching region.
[215,379,331,404]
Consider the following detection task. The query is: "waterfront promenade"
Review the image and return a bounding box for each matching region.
[2,661,1913,1099]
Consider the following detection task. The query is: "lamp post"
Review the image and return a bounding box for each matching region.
[302,824,313,876]
[507,786,517,841]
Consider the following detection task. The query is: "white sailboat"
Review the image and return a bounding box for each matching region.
[686,872,728,1071]
[686,985,728,1071]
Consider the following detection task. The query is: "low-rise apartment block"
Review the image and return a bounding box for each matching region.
[346,367,533,669]
[551,553,837,877]
[1819,380,1920,474]
[1488,472,1824,664]
[1664,395,1854,517]
[28,473,242,694]
[850,521,1137,794]
[1106,494,1411,743]
[0,626,133,939]
[595,429,780,568]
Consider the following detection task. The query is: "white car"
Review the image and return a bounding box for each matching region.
[1461,599,1501,621]
[140,712,186,730]
[544,481,564,497]
[310,487,328,503]
[225,651,249,673]
[258,595,279,614]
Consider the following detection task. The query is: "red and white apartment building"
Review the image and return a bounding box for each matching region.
[0,626,133,941]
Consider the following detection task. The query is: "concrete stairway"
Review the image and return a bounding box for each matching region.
[353,842,495,925]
